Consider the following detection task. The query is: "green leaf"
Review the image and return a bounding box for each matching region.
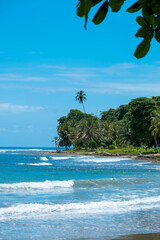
[142,7,155,27]
[152,4,160,15]
[136,16,148,27]
[155,15,160,27]
[90,0,103,7]
[139,0,150,7]
[77,0,103,29]
[77,0,86,17]
[134,37,152,59]
[127,1,141,13]
[92,1,109,25]
[135,26,153,38]
[155,30,160,43]
[109,0,125,12]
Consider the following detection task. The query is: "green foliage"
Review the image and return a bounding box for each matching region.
[134,36,152,58]
[150,111,160,150]
[101,108,117,123]
[116,104,129,121]
[75,90,87,113]
[127,2,141,13]
[67,109,85,121]
[57,121,72,150]
[58,116,67,124]
[76,0,160,58]
[129,97,157,147]
[87,139,98,149]
[56,96,160,151]
[92,1,109,25]
[103,147,158,154]
[108,144,116,149]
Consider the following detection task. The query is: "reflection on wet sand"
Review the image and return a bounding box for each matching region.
[113,233,160,240]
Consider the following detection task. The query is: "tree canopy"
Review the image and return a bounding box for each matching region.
[76,0,160,58]
[75,90,87,113]
[56,96,160,150]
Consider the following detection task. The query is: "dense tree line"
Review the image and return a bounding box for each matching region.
[55,96,160,151]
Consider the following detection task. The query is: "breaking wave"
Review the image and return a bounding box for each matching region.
[50,156,74,160]
[1,195,160,221]
[0,180,74,192]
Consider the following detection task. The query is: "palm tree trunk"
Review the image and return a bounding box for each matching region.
[154,135,158,152]
[82,102,86,113]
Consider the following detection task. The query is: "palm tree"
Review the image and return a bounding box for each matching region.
[76,117,100,150]
[149,111,160,151]
[51,136,59,151]
[75,90,87,113]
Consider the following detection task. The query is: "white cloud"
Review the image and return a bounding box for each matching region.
[0,62,160,96]
[0,103,44,112]
[87,82,160,95]
[0,73,48,82]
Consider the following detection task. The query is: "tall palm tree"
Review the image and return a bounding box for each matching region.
[150,111,160,151]
[75,90,87,113]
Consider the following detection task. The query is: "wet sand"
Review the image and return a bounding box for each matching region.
[113,233,160,240]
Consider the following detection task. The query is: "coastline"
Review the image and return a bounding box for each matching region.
[33,150,160,163]
[113,233,160,240]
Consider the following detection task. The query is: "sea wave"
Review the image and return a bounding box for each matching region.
[1,196,160,221]
[76,157,131,163]
[0,178,150,192]
[74,178,150,187]
[50,156,74,160]
[27,163,52,166]
[0,180,74,191]
[40,157,48,161]
[0,149,56,154]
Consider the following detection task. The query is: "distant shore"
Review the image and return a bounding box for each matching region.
[33,150,160,163]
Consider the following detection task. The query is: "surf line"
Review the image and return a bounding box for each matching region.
[0,221,111,230]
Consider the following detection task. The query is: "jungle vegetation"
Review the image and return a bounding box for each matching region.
[55,96,160,152]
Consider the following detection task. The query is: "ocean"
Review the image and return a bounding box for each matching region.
[0,147,160,240]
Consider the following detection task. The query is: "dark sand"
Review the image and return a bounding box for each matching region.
[113,233,160,240]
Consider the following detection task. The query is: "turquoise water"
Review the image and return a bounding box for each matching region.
[0,148,160,239]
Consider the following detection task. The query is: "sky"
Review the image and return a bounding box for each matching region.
[0,0,160,147]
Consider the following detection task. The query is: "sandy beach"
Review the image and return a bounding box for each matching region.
[113,233,160,240]
[33,150,160,163]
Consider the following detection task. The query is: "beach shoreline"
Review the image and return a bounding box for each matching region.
[32,150,160,163]
[113,232,160,240]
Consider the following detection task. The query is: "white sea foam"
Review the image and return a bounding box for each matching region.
[0,150,6,153]
[0,180,74,191]
[1,195,160,221]
[77,157,131,163]
[40,157,48,161]
[28,162,52,166]
[0,148,55,153]
[50,156,74,160]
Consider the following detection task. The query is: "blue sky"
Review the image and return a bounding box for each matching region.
[0,0,160,147]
